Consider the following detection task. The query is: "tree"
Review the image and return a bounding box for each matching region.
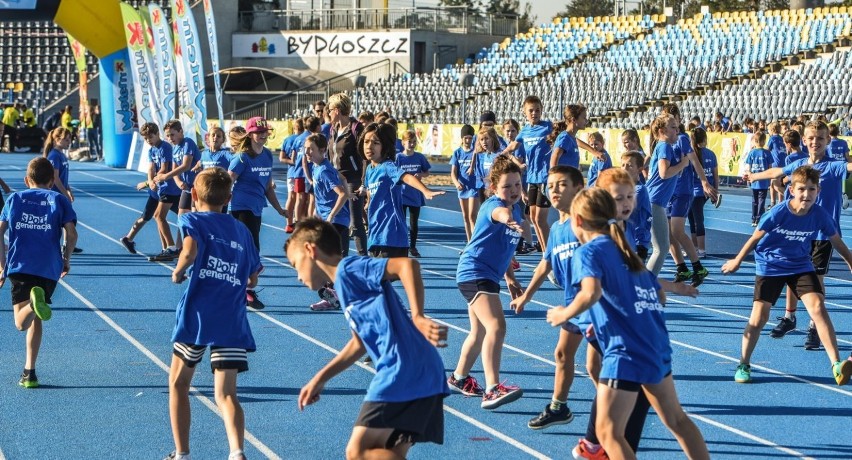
[632,0,790,19]
[485,0,539,32]
[557,0,616,19]
[439,0,480,12]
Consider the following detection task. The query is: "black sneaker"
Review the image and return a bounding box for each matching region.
[804,326,821,350]
[533,242,543,252]
[527,404,574,430]
[246,289,265,309]
[447,375,484,396]
[19,370,38,389]
[120,236,137,254]
[72,247,84,254]
[691,267,709,287]
[148,248,179,262]
[409,247,421,258]
[673,270,692,283]
[770,316,796,338]
[515,243,534,255]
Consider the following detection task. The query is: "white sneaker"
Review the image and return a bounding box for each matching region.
[697,250,706,258]
[547,272,562,289]
[843,194,850,210]
[309,299,339,311]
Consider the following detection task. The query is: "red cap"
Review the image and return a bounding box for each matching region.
[246,116,271,134]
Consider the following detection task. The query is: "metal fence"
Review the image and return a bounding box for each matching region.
[240,7,518,37]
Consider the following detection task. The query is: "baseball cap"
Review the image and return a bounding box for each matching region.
[479,111,497,123]
[461,125,475,137]
[246,116,271,134]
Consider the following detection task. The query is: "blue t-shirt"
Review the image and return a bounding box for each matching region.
[173,212,261,349]
[745,148,773,190]
[544,218,581,305]
[149,141,181,197]
[0,189,76,280]
[200,147,232,170]
[516,120,553,184]
[395,151,431,207]
[587,151,612,187]
[474,151,499,189]
[645,141,683,206]
[46,148,69,192]
[228,148,274,216]
[672,133,694,196]
[828,138,849,162]
[629,184,652,247]
[280,133,299,177]
[450,147,478,199]
[767,134,787,167]
[785,151,808,165]
[366,161,408,249]
[782,156,846,238]
[554,131,580,168]
[691,148,718,197]
[172,137,201,187]
[571,236,670,384]
[335,256,449,402]
[457,195,522,284]
[754,202,836,276]
[312,159,350,228]
[290,131,309,179]
[320,122,332,141]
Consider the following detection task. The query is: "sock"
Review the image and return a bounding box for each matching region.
[785,310,796,320]
[452,372,466,381]
[549,399,566,412]
[676,263,688,273]
[691,260,704,272]
[228,450,244,460]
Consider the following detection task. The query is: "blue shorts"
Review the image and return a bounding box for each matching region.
[457,186,480,200]
[666,194,692,218]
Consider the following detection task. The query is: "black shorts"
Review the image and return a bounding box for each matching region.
[368,246,408,258]
[142,196,179,221]
[811,240,833,275]
[526,183,551,208]
[754,272,824,304]
[178,190,193,211]
[599,371,671,392]
[9,273,57,305]
[173,343,249,373]
[158,193,181,204]
[355,394,445,446]
[458,279,500,304]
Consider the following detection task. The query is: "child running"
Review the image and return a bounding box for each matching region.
[0,157,77,388]
[450,124,479,242]
[395,129,431,257]
[509,165,585,429]
[449,155,525,409]
[546,187,710,460]
[167,168,261,460]
[721,165,852,386]
[288,219,449,459]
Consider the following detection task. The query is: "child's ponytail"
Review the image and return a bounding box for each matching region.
[571,188,645,272]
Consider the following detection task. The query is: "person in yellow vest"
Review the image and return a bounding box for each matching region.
[2,103,21,152]
[21,105,36,128]
[60,105,72,130]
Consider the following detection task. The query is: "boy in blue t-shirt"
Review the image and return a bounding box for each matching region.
[621,152,652,260]
[0,157,77,388]
[138,123,182,262]
[156,120,201,215]
[586,132,611,187]
[827,123,849,162]
[167,168,262,460]
[722,166,852,386]
[395,130,431,257]
[279,119,303,233]
[287,218,449,458]
[743,132,773,226]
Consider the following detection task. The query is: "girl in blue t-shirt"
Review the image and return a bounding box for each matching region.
[586,132,612,187]
[743,132,773,226]
[686,129,719,258]
[621,151,652,260]
[199,126,232,171]
[395,130,431,258]
[470,127,501,193]
[361,123,443,258]
[547,188,710,460]
[42,127,73,203]
[229,117,289,309]
[450,124,479,242]
[450,156,525,410]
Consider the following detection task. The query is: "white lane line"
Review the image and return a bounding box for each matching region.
[58,271,280,459]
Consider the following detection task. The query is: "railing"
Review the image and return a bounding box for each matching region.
[225,59,405,120]
[239,7,518,37]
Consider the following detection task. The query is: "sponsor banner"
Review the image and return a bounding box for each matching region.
[173,19,193,136]
[202,0,224,126]
[66,34,87,73]
[233,31,411,58]
[138,6,165,126]
[147,3,176,123]
[111,58,135,135]
[119,2,159,126]
[172,0,209,141]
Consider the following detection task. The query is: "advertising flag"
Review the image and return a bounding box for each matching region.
[202,0,224,126]
[147,3,176,123]
[171,0,208,140]
[119,2,159,126]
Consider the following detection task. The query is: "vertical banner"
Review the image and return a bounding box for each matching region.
[172,19,194,138]
[202,0,224,126]
[147,3,176,123]
[119,2,159,127]
[171,0,208,141]
[100,49,135,167]
[67,34,88,120]
[138,6,164,126]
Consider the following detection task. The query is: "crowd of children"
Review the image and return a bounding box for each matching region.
[4,93,852,460]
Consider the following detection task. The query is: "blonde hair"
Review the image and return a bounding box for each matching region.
[571,188,644,272]
[42,127,71,158]
[327,93,352,116]
[595,168,634,191]
[475,127,501,153]
[193,167,232,207]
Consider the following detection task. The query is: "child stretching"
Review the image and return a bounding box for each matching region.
[450,124,479,242]
[167,168,261,460]
[140,122,182,261]
[585,132,611,187]
[449,156,525,409]
[722,166,852,385]
[289,219,449,459]
[509,165,585,429]
[0,157,77,388]
[743,132,773,226]
[395,129,431,257]
[621,151,652,261]
[547,188,709,460]
[362,123,443,258]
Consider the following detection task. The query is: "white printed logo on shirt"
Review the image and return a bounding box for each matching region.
[198,255,242,287]
[16,212,51,231]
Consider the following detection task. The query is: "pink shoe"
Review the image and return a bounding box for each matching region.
[572,438,608,459]
[309,299,340,311]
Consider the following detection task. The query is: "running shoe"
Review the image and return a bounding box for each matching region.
[285,224,295,233]
[769,316,796,338]
[673,270,692,283]
[751,221,758,227]
[120,236,137,254]
[148,248,179,262]
[447,375,484,396]
[833,360,852,385]
[547,272,562,289]
[481,383,523,410]
[72,246,84,254]
[804,326,821,350]
[246,289,265,310]
[318,285,340,307]
[409,247,421,258]
[691,267,709,287]
[309,300,339,311]
[843,194,850,210]
[30,287,51,321]
[697,249,706,258]
[510,260,521,272]
[734,363,752,383]
[18,371,38,389]
[572,438,608,460]
[515,243,534,255]
[527,404,574,430]
[713,194,723,208]
[534,242,543,252]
